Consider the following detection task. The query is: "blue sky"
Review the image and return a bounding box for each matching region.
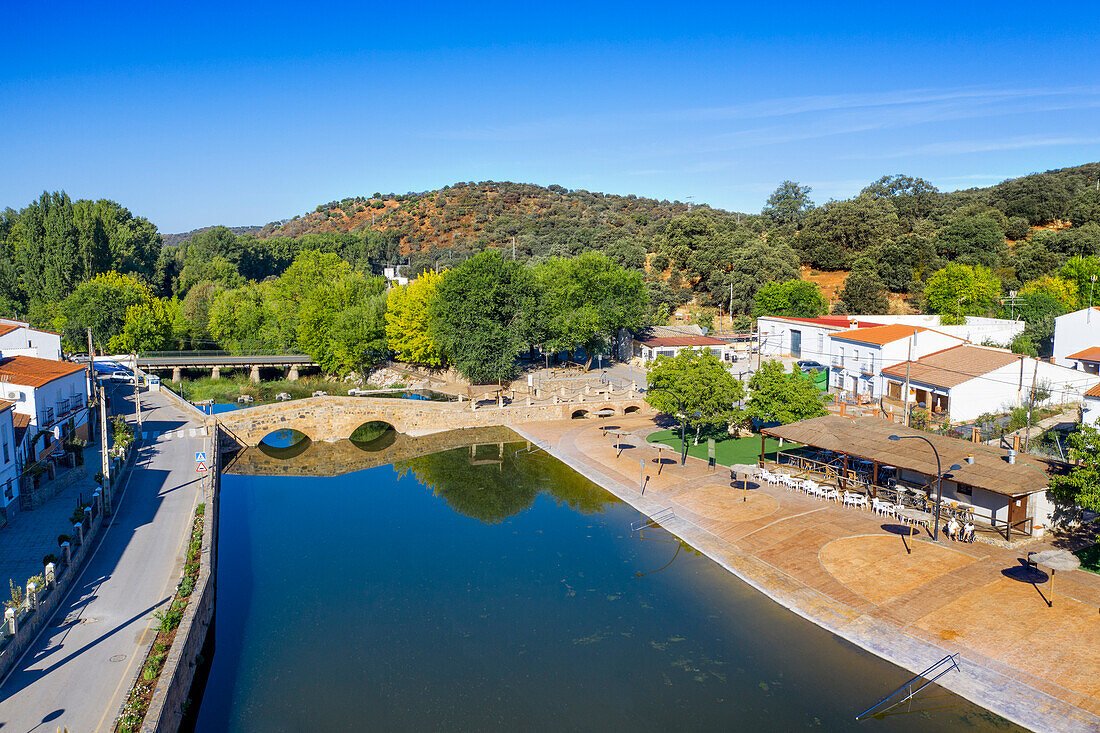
[2,2,1098,232]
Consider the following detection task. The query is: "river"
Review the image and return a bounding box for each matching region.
[192,430,1018,731]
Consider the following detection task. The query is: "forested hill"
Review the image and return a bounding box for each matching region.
[162,224,262,247]
[175,181,739,257]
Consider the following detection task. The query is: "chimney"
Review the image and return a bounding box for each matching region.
[1007,449,1016,465]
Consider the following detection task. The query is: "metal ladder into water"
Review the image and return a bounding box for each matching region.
[631,508,674,532]
[854,653,960,721]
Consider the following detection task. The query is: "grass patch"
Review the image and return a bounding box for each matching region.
[646,430,796,466]
[170,376,380,405]
[1075,543,1100,574]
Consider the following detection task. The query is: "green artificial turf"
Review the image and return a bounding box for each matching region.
[646,430,794,466]
[1075,543,1100,575]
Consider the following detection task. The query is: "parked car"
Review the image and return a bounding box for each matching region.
[796,360,827,372]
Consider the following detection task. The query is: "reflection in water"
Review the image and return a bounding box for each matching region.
[349,421,397,451]
[394,443,614,523]
[196,437,1022,733]
[257,429,311,459]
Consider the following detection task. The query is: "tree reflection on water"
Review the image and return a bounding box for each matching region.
[394,442,618,523]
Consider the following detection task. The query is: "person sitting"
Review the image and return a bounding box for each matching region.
[963,521,975,543]
[946,517,960,541]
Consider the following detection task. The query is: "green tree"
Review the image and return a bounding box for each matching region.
[17,191,82,305]
[535,251,647,367]
[1067,188,1100,227]
[923,263,1001,324]
[753,279,827,318]
[716,238,800,314]
[297,271,388,373]
[58,272,152,351]
[802,195,900,257]
[207,282,279,353]
[739,360,828,425]
[838,260,889,315]
[1049,424,1100,512]
[109,297,179,353]
[180,280,225,344]
[1059,255,1100,308]
[1021,276,1078,310]
[385,269,444,365]
[935,215,1006,269]
[645,349,744,444]
[762,181,814,228]
[430,249,538,383]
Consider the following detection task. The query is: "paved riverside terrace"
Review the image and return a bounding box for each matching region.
[512,416,1100,733]
[0,386,206,732]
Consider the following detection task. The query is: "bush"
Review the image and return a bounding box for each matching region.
[57,534,70,547]
[42,553,58,566]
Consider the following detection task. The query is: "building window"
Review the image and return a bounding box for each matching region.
[956,483,973,497]
[887,381,901,400]
[2,434,8,463]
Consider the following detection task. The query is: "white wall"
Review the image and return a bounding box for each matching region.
[867,315,1025,345]
[757,317,841,359]
[1053,308,1100,367]
[1083,395,1100,426]
[0,409,17,513]
[830,330,964,398]
[1,372,89,458]
[0,324,62,361]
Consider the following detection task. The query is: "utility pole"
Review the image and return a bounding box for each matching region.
[88,329,111,505]
[729,282,734,328]
[512,235,516,260]
[1023,357,1040,453]
[131,352,142,432]
[902,330,914,426]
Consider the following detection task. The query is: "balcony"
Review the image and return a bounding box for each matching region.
[860,361,875,375]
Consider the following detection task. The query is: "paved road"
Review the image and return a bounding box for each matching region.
[0,384,206,732]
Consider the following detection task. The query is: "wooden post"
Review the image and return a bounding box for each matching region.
[842,454,849,490]
[872,461,879,498]
[972,426,979,443]
[760,432,766,466]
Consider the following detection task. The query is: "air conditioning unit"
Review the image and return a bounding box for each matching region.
[5,390,24,401]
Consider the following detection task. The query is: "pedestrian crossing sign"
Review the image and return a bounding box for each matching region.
[195,451,207,463]
[196,461,208,473]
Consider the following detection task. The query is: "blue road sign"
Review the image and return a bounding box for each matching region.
[195,451,207,463]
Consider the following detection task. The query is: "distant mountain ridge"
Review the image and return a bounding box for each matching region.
[165,164,1100,252]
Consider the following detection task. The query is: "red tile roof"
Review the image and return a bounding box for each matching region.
[764,316,883,329]
[1086,383,1100,398]
[637,335,728,348]
[831,324,929,346]
[881,345,1023,389]
[0,324,20,337]
[0,355,87,388]
[1067,346,1100,362]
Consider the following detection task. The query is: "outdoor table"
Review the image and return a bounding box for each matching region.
[1028,550,1082,608]
[896,507,934,538]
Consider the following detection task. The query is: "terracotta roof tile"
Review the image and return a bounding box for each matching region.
[881,345,1022,389]
[1067,346,1100,362]
[0,355,87,388]
[1085,382,1100,398]
[830,324,927,346]
[0,324,20,337]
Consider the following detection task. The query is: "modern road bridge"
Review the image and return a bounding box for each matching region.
[132,352,319,381]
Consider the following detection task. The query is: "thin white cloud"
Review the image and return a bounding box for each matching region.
[875,135,1100,158]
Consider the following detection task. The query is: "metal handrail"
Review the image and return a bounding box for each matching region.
[631,508,674,532]
[855,653,960,721]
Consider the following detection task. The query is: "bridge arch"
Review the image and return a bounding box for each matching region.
[257,428,312,459]
[350,420,398,452]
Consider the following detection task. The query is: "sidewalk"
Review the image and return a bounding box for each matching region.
[514,416,1100,733]
[0,444,102,595]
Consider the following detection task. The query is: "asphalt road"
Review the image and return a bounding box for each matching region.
[0,383,206,732]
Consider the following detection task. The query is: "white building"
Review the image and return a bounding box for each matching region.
[0,355,91,467]
[828,325,966,400]
[382,265,409,287]
[758,314,1024,361]
[1082,383,1100,427]
[1053,307,1100,368]
[632,333,734,363]
[0,401,18,524]
[757,316,878,360]
[0,319,63,361]
[881,344,1100,423]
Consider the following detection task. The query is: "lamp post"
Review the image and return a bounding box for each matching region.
[889,433,962,542]
[647,387,689,466]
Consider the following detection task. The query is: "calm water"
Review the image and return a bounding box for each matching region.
[194,436,1018,732]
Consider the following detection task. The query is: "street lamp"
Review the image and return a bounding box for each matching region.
[646,386,689,466]
[889,434,962,542]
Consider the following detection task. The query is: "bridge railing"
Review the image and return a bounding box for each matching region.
[138,349,310,358]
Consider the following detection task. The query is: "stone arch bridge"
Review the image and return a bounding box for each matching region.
[215,395,651,447]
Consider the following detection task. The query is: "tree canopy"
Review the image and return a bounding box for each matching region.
[645,349,744,444]
[738,360,828,426]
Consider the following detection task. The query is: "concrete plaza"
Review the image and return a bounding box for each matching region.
[514,416,1100,733]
